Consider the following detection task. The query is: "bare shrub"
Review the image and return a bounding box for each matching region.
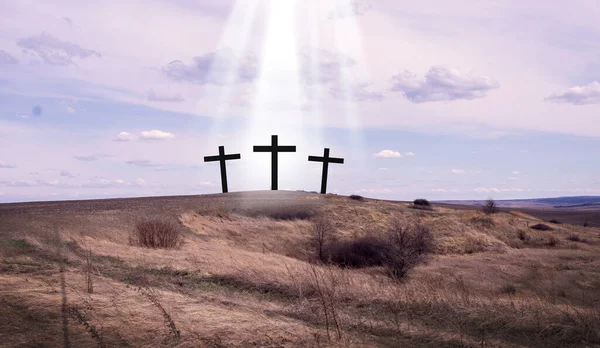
[85,247,94,294]
[307,264,343,341]
[470,216,495,229]
[328,237,386,268]
[531,223,553,231]
[547,236,560,247]
[348,194,364,201]
[549,219,562,224]
[500,284,518,295]
[482,198,497,215]
[583,221,590,227]
[413,198,430,207]
[518,230,529,241]
[129,219,182,249]
[379,219,433,279]
[567,235,588,243]
[239,205,315,220]
[310,216,335,262]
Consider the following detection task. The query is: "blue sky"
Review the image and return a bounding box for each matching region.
[1,0,600,203]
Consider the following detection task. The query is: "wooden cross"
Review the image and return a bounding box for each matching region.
[253,135,296,190]
[203,146,241,193]
[308,148,344,194]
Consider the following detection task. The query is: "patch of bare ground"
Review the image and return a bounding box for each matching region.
[1,191,600,347]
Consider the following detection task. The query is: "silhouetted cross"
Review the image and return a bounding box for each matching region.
[253,135,296,190]
[308,148,344,194]
[204,146,241,193]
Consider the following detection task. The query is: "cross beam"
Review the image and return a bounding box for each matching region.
[308,148,344,194]
[204,146,241,193]
[253,135,296,190]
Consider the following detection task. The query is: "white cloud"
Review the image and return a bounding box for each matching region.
[60,170,76,178]
[65,105,75,113]
[545,81,600,105]
[374,150,408,158]
[115,132,137,142]
[507,176,520,181]
[0,50,18,64]
[390,66,499,103]
[0,161,16,169]
[512,171,520,175]
[147,89,184,103]
[140,130,175,140]
[162,47,256,85]
[16,32,101,66]
[450,168,465,174]
[329,0,372,19]
[134,178,146,186]
[16,115,30,119]
[474,188,524,193]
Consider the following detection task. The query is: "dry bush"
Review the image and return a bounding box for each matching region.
[348,194,364,201]
[239,205,315,220]
[381,219,433,279]
[411,198,432,210]
[547,236,560,247]
[129,219,182,249]
[327,218,432,280]
[482,198,497,215]
[549,219,562,224]
[518,230,530,241]
[531,223,553,231]
[310,216,335,262]
[567,234,588,243]
[328,236,386,268]
[470,216,495,229]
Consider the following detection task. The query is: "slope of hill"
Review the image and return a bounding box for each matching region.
[1,191,599,347]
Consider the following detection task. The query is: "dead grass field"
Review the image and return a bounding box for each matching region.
[1,191,599,347]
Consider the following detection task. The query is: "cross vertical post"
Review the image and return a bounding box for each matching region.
[253,135,296,190]
[308,147,344,194]
[203,146,241,193]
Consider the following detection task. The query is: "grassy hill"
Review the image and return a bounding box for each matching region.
[1,191,599,347]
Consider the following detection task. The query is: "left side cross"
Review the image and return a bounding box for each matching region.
[204,146,241,193]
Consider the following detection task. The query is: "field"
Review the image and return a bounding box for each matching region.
[1,191,600,347]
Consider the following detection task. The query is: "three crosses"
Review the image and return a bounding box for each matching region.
[204,135,343,194]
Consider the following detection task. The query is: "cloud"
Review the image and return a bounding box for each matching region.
[16,115,29,119]
[74,154,99,162]
[329,0,372,19]
[115,132,137,142]
[299,47,356,85]
[450,168,465,174]
[134,178,146,186]
[126,160,161,168]
[473,188,524,193]
[507,176,520,181]
[140,130,175,140]
[545,81,600,105]
[32,105,42,116]
[16,32,101,66]
[512,171,520,175]
[329,83,384,102]
[390,66,499,103]
[60,170,76,178]
[374,150,414,158]
[0,50,18,64]
[0,161,16,168]
[162,47,257,84]
[147,89,184,103]
[65,105,75,113]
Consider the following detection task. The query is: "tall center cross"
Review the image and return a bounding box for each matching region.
[253,135,296,190]
[308,148,344,194]
[204,146,241,193]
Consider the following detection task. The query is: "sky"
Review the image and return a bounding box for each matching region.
[1,0,600,203]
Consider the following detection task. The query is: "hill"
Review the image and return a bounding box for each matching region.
[1,191,599,347]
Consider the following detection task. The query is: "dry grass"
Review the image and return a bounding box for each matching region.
[1,191,600,347]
